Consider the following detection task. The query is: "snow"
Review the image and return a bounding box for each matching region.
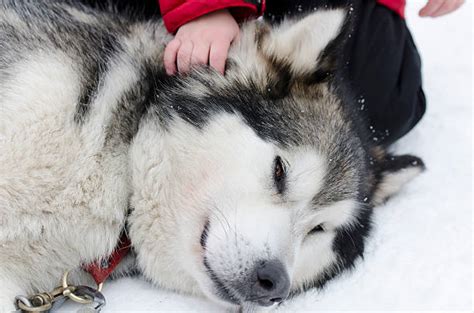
[62,2,473,312]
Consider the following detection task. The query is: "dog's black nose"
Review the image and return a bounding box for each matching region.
[249,260,290,306]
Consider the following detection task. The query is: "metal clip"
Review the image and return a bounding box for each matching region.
[14,286,66,312]
[72,286,106,312]
[14,271,106,313]
[61,271,103,305]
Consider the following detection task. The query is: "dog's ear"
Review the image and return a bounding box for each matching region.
[371,153,425,206]
[261,7,350,82]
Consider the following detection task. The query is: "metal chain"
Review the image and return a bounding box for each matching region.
[14,271,106,313]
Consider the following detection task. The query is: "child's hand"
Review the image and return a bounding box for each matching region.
[419,0,464,17]
[164,9,239,75]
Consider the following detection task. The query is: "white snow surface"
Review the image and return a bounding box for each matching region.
[61,2,473,312]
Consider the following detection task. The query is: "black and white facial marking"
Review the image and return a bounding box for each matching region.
[153,10,422,310]
[128,5,409,310]
[124,3,424,309]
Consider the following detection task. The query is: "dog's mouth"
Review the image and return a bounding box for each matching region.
[203,256,241,305]
[201,219,241,305]
[198,219,289,308]
[200,219,210,249]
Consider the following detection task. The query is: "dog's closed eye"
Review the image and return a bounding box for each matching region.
[307,224,325,236]
[274,156,286,194]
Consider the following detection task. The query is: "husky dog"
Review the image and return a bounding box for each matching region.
[0,1,424,312]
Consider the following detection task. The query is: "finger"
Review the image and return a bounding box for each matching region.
[163,38,181,75]
[190,43,210,69]
[454,0,465,10]
[453,0,466,12]
[209,40,230,75]
[176,40,193,73]
[432,0,464,17]
[419,0,444,17]
[431,0,455,17]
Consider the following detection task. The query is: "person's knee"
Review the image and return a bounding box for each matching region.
[379,88,426,145]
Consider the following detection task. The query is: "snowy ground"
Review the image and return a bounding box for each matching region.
[62,2,473,312]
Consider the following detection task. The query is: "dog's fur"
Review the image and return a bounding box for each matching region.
[0,1,424,311]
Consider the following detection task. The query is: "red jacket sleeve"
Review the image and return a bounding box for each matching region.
[159,0,265,34]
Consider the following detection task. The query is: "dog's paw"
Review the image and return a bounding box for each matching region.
[371,153,425,205]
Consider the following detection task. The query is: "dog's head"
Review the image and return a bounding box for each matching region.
[128,7,424,311]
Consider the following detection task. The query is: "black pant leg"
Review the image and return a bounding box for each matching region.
[265,0,426,146]
[343,0,425,145]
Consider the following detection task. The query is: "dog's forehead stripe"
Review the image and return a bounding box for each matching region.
[315,199,359,227]
[284,147,327,204]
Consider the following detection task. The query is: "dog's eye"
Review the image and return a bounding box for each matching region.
[274,157,284,180]
[307,224,325,236]
[274,156,286,193]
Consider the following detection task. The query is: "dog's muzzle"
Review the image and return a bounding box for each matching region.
[204,257,291,307]
[240,259,290,306]
[201,221,290,306]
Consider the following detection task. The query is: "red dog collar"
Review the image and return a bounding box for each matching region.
[83,233,131,284]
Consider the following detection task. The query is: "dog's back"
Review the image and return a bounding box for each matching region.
[0,2,168,306]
